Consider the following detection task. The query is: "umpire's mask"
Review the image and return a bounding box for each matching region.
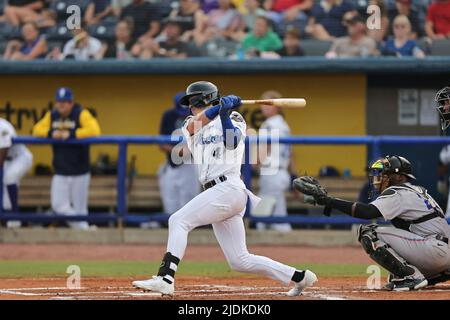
[435,86,450,131]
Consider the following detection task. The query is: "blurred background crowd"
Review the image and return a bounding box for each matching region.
[0,0,449,60]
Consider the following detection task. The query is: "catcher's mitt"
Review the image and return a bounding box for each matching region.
[292,176,328,204]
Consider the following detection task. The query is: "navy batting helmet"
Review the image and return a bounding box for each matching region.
[179,81,220,108]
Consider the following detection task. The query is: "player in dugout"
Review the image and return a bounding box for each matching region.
[32,87,101,230]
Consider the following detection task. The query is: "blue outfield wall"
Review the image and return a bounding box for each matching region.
[0,57,449,75]
[1,135,450,226]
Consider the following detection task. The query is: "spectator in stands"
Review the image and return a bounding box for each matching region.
[241,0,266,32]
[307,0,357,40]
[60,26,105,60]
[32,87,101,230]
[85,0,115,26]
[388,0,422,39]
[3,22,47,60]
[381,15,425,58]
[120,0,167,41]
[425,0,450,40]
[241,15,282,56]
[199,0,244,45]
[325,14,379,57]
[265,0,312,36]
[367,0,389,42]
[103,19,135,59]
[200,0,219,13]
[168,0,208,45]
[275,27,304,56]
[3,0,43,26]
[136,18,190,58]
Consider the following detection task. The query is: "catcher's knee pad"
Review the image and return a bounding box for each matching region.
[357,224,378,254]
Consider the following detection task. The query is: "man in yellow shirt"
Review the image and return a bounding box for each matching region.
[33,87,101,230]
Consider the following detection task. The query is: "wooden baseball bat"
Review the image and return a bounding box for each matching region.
[241,98,306,108]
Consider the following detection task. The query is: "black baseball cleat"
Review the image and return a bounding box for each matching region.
[427,269,450,286]
[384,278,428,292]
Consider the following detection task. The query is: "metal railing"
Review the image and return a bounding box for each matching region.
[1,135,450,226]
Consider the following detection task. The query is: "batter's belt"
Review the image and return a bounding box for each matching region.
[202,175,227,191]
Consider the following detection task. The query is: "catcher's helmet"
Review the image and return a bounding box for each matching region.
[179,81,220,108]
[435,86,450,131]
[368,155,416,180]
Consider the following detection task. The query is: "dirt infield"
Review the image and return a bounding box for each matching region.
[1,276,449,300]
[0,244,449,300]
[0,243,373,264]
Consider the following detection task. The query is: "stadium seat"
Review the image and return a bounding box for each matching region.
[0,0,6,15]
[416,37,431,54]
[87,22,116,41]
[301,39,332,56]
[45,23,73,41]
[46,40,64,52]
[430,39,450,56]
[347,0,370,16]
[0,37,7,56]
[0,23,22,40]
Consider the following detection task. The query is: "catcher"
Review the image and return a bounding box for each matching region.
[294,155,450,291]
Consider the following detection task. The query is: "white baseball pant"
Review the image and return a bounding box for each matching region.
[2,148,33,210]
[51,173,90,230]
[258,170,292,232]
[166,179,297,285]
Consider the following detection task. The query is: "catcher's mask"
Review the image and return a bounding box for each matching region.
[179,81,221,110]
[435,86,450,131]
[367,155,416,199]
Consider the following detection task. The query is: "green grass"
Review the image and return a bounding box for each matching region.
[0,261,387,278]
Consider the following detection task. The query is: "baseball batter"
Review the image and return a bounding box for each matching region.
[0,118,33,227]
[294,155,450,291]
[257,90,296,232]
[133,81,317,296]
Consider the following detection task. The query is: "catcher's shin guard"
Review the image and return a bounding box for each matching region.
[357,225,415,278]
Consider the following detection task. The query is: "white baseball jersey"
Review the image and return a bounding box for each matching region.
[0,118,28,160]
[0,118,33,211]
[182,111,246,186]
[0,118,20,158]
[440,145,450,165]
[260,114,291,171]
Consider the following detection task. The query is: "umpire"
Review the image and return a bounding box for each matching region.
[294,155,450,291]
[32,87,101,230]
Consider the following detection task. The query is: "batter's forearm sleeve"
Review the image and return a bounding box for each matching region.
[76,110,101,138]
[204,105,221,120]
[219,112,242,149]
[325,198,382,219]
[32,111,52,137]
